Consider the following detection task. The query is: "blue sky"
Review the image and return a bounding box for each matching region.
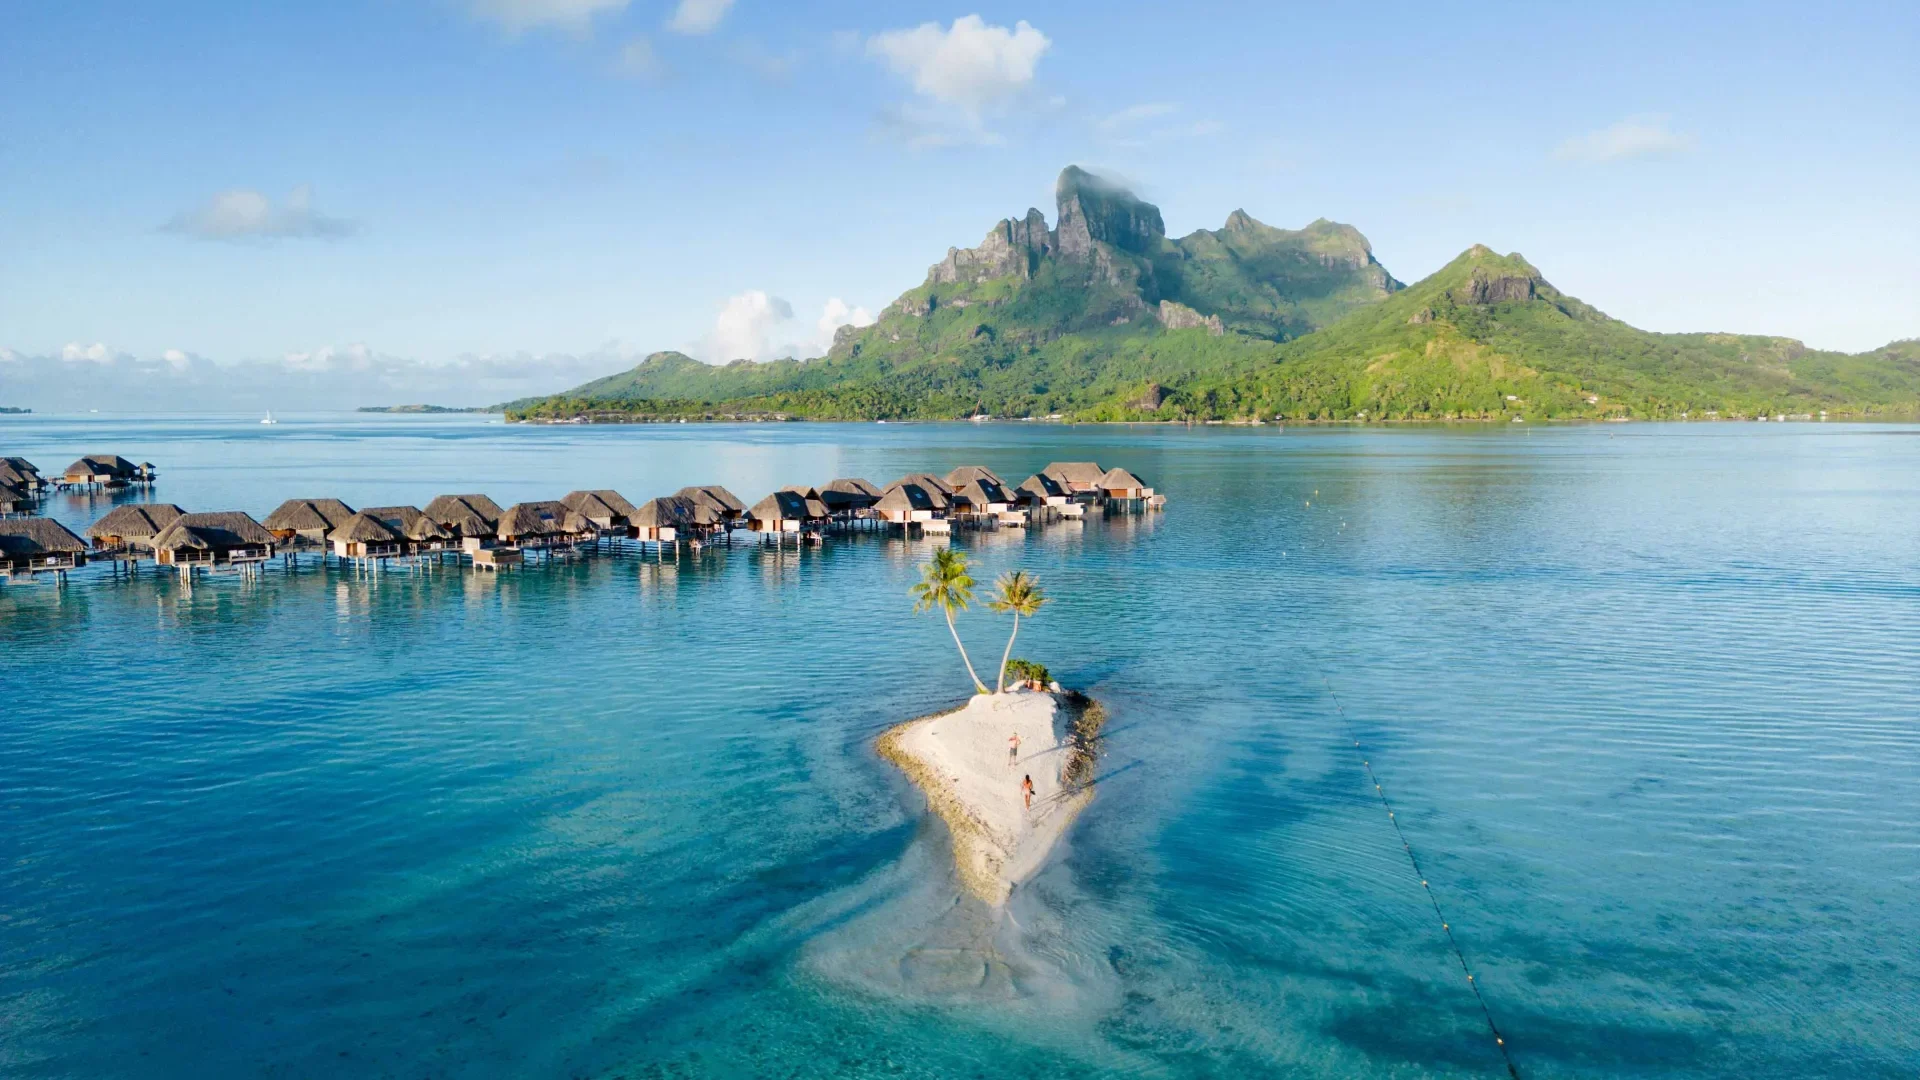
[2,0,1915,404]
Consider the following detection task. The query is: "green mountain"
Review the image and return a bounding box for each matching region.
[506,168,1919,422]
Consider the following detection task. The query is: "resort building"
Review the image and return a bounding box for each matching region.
[1014,473,1070,508]
[359,506,454,554]
[86,503,187,557]
[328,513,406,560]
[674,486,747,529]
[630,497,690,543]
[818,478,883,519]
[0,482,31,517]
[423,494,504,545]
[263,499,358,548]
[0,518,89,576]
[874,480,943,526]
[561,490,639,537]
[0,457,47,495]
[61,455,145,490]
[151,512,276,569]
[1041,461,1107,500]
[1097,467,1153,501]
[747,490,811,535]
[778,486,833,523]
[496,501,592,550]
[949,477,1014,521]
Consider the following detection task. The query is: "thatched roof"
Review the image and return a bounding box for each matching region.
[887,476,951,510]
[264,498,357,533]
[0,482,28,510]
[1098,466,1147,489]
[562,489,639,523]
[328,512,405,545]
[669,495,722,526]
[497,501,589,540]
[1014,473,1065,502]
[674,485,747,514]
[361,506,452,542]
[951,477,1010,509]
[64,454,140,480]
[778,486,831,519]
[817,477,881,511]
[875,481,938,514]
[87,503,186,541]
[0,458,43,489]
[749,490,810,523]
[944,465,1007,489]
[1042,461,1105,486]
[0,517,88,556]
[898,472,954,495]
[151,511,274,552]
[425,493,504,525]
[631,496,691,529]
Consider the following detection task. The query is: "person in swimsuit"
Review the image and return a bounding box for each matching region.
[1022,774,1034,810]
[1008,731,1020,767]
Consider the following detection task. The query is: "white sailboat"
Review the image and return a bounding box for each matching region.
[261,410,278,425]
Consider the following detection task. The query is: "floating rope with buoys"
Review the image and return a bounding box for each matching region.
[1306,659,1523,1079]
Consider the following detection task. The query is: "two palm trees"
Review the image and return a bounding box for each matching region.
[910,548,1049,694]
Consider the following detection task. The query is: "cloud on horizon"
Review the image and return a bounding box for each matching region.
[1554,115,1695,163]
[162,185,356,242]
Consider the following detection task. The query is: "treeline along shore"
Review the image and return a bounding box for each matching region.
[0,453,1162,583]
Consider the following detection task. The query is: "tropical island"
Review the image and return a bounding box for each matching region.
[356,404,492,414]
[0,407,30,415]
[501,165,1920,424]
[877,551,1104,904]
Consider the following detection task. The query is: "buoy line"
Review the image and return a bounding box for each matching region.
[1307,660,1523,1079]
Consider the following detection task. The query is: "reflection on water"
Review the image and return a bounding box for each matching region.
[3,416,1918,1078]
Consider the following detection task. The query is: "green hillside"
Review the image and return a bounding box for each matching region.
[505,168,1920,423]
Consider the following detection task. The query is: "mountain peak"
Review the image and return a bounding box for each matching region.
[1054,165,1164,257]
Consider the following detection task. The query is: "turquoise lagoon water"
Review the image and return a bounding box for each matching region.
[2,415,1917,1078]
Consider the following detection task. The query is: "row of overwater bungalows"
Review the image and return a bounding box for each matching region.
[0,460,1158,580]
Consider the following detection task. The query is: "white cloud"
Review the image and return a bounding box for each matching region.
[0,346,18,363]
[816,297,874,348]
[868,16,1049,114]
[1555,115,1695,163]
[666,0,733,35]
[468,0,628,33]
[617,35,666,79]
[160,348,197,371]
[283,343,376,373]
[61,342,119,364]
[163,185,356,242]
[705,290,794,363]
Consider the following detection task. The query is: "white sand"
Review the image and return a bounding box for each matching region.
[878,690,1091,905]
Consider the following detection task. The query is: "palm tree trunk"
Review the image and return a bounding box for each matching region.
[997,613,1020,693]
[946,607,989,693]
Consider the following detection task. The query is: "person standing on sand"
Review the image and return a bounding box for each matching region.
[1008,731,1020,767]
[1022,774,1034,810]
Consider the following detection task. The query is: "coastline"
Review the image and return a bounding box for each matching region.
[877,689,1096,906]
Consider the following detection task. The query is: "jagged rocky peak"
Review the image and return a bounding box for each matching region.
[1449,247,1545,305]
[1054,165,1165,257]
[930,207,1051,285]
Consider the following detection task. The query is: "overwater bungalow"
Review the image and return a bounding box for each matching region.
[423,494,504,544]
[86,503,187,557]
[361,506,454,554]
[874,480,944,527]
[561,490,639,537]
[151,512,275,569]
[61,454,144,490]
[944,465,1008,490]
[0,457,47,495]
[328,512,406,560]
[818,478,883,519]
[496,501,592,550]
[1014,473,1070,508]
[674,486,747,529]
[898,472,955,499]
[1041,461,1107,501]
[628,497,691,543]
[263,498,357,548]
[949,477,1015,523]
[0,482,31,517]
[748,490,811,536]
[779,486,833,523]
[0,518,89,577]
[1097,466,1153,502]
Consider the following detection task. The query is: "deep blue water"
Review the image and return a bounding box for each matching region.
[3,414,1917,1078]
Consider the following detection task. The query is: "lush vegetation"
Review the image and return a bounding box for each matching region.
[502,172,1919,424]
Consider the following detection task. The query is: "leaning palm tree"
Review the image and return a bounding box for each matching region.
[911,548,989,694]
[987,570,1049,692]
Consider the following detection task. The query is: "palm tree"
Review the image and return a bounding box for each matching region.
[987,570,1049,693]
[911,548,989,694]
